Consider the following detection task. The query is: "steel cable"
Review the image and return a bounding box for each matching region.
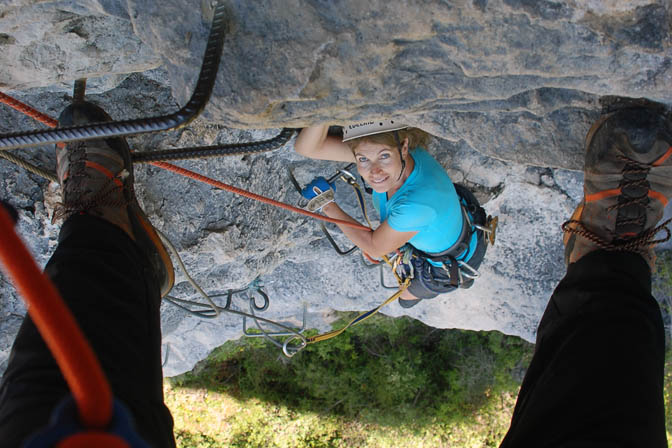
[0,91,294,173]
[0,151,58,182]
[132,128,295,163]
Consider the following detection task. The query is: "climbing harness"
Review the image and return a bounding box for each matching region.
[395,185,498,291]
[289,161,499,294]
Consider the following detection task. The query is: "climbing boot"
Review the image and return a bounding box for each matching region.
[55,101,174,297]
[563,100,672,270]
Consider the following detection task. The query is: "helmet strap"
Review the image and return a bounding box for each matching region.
[394,130,406,182]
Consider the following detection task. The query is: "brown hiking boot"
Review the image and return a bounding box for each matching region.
[563,100,672,270]
[55,101,174,297]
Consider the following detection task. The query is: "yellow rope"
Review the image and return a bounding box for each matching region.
[305,278,410,345]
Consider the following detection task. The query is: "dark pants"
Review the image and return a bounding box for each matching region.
[0,214,175,447]
[500,250,667,447]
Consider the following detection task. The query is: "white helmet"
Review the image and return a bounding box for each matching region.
[342,119,408,142]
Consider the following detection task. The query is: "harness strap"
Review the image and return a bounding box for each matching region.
[402,185,490,288]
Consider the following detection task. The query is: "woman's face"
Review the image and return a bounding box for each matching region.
[353,141,406,193]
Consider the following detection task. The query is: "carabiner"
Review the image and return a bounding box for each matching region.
[458,260,480,279]
[338,168,358,185]
[283,334,308,357]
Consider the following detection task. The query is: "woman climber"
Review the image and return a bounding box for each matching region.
[294,120,493,308]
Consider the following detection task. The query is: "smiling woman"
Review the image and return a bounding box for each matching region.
[294,121,490,308]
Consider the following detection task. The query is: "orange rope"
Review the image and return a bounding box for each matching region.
[0,92,58,127]
[0,92,64,148]
[0,91,371,232]
[150,161,372,231]
[0,206,113,428]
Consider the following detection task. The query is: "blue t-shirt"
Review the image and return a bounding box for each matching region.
[373,148,474,258]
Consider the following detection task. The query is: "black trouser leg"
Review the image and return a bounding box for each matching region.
[500,250,666,447]
[0,214,175,447]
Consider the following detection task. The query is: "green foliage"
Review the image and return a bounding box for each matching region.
[167,307,672,446]
[227,406,343,448]
[656,251,672,287]
[170,313,533,433]
[175,430,220,448]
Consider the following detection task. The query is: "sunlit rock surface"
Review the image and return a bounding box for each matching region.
[3,1,671,167]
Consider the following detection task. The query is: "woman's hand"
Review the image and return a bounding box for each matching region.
[302,176,336,212]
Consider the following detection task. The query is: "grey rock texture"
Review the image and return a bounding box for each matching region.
[0,0,160,92]
[2,1,671,168]
[0,1,671,376]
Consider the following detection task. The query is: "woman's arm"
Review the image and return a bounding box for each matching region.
[322,202,417,258]
[294,125,356,163]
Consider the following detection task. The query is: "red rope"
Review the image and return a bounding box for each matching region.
[0,91,371,232]
[0,92,65,148]
[150,161,371,231]
[0,207,113,428]
[0,92,58,127]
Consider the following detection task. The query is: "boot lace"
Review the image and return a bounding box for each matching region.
[52,179,133,223]
[52,142,132,222]
[562,154,672,252]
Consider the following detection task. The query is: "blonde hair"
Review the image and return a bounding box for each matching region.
[345,127,431,152]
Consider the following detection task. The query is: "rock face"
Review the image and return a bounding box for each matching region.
[0,1,670,376]
[0,0,159,92]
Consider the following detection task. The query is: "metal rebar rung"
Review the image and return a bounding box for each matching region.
[73,79,87,103]
[0,2,228,150]
[132,128,295,163]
